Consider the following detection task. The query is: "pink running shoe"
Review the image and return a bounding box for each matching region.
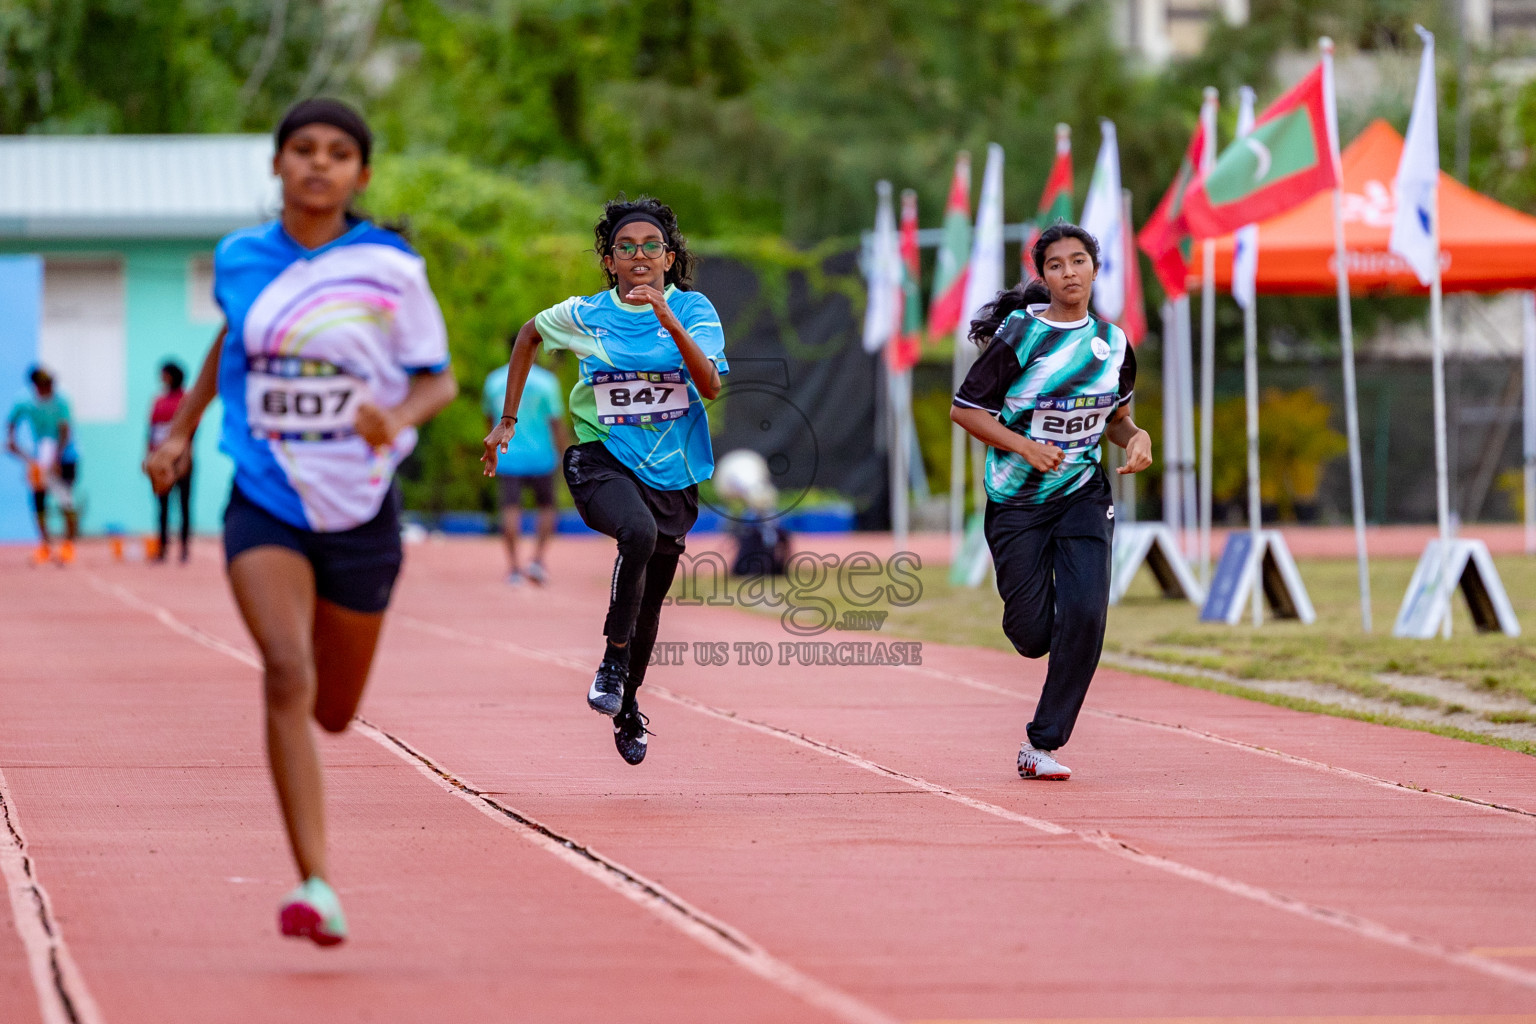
[279,877,348,946]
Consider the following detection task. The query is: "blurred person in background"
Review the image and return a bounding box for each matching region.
[148,360,193,562]
[6,366,80,565]
[481,344,570,585]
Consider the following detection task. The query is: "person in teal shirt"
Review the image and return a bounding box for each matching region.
[482,350,570,585]
[6,366,80,564]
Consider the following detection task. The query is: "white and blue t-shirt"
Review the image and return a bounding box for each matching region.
[214,219,450,532]
[533,286,727,491]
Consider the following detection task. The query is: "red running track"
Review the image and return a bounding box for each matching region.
[1,535,1534,1024]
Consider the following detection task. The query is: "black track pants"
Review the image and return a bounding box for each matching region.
[984,481,1114,751]
[157,463,192,557]
[576,476,685,698]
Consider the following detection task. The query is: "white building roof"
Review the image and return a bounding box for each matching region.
[0,134,279,239]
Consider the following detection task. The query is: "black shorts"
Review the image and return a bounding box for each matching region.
[32,460,77,514]
[563,440,698,539]
[497,473,556,510]
[223,484,403,614]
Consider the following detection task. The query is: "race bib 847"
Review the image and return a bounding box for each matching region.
[592,370,691,426]
[247,356,369,441]
[1027,393,1118,451]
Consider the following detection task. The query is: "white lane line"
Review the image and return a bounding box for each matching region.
[899,662,1536,820]
[352,719,897,1024]
[92,582,896,1024]
[0,767,104,1024]
[393,614,1536,995]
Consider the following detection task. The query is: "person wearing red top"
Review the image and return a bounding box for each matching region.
[148,361,192,562]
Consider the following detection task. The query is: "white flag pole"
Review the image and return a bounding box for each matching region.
[1523,291,1536,555]
[1178,293,1198,559]
[1198,87,1219,586]
[1235,86,1264,627]
[1322,37,1374,633]
[1162,300,1181,533]
[958,143,1007,546]
[1429,219,1450,636]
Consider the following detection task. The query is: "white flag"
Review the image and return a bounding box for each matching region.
[1232,86,1260,311]
[862,180,902,353]
[1389,25,1440,287]
[959,143,1006,344]
[1079,120,1124,320]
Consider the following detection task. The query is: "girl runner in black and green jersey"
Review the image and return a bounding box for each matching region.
[481,197,726,766]
[951,223,1152,781]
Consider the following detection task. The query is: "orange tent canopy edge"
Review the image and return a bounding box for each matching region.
[1194,119,1536,295]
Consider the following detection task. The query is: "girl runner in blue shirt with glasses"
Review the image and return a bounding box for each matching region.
[483,197,726,767]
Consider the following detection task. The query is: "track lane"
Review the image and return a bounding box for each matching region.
[14,539,1536,1021]
[1,562,860,1024]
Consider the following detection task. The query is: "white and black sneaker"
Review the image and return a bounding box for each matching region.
[613,703,652,765]
[1017,744,1071,780]
[587,661,627,717]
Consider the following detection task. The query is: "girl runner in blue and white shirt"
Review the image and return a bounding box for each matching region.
[482,198,726,767]
[146,99,456,946]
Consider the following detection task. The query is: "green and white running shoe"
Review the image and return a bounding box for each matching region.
[279,876,348,946]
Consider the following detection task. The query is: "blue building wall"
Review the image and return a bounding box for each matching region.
[0,256,42,543]
[0,240,234,542]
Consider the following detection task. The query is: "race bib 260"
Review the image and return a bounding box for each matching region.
[592,370,691,426]
[247,356,369,441]
[1027,393,1117,451]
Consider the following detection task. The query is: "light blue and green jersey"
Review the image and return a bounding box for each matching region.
[533,286,727,491]
[953,307,1136,506]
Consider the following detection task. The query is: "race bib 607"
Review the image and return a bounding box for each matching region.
[247,356,369,441]
[1027,393,1118,451]
[592,370,690,426]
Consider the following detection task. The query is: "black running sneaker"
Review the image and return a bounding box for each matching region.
[587,661,626,717]
[613,704,652,765]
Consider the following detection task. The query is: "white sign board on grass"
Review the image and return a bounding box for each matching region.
[1199,530,1315,625]
[1393,538,1521,638]
[1110,522,1204,606]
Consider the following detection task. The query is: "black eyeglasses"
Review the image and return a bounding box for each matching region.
[611,240,668,260]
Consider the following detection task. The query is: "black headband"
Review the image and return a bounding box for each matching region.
[275,98,373,165]
[608,212,667,245]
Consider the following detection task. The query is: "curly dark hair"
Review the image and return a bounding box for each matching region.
[1029,222,1100,279]
[968,280,1051,348]
[593,196,695,290]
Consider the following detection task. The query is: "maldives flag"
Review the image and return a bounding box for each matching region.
[1023,124,1073,280]
[925,151,972,337]
[1184,64,1336,240]
[1136,119,1205,299]
[889,188,924,371]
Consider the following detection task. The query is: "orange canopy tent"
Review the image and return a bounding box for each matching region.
[1202,119,1536,295]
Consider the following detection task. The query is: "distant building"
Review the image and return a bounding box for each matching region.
[0,135,276,542]
[1112,0,1249,63]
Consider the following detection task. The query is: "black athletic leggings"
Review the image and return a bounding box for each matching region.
[985,482,1114,751]
[580,476,685,699]
[157,463,192,557]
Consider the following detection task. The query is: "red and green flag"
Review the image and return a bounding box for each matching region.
[1136,119,1205,299]
[890,188,924,371]
[1023,124,1074,280]
[1183,63,1336,240]
[925,151,972,337]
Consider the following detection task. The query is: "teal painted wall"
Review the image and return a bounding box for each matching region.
[0,239,234,539]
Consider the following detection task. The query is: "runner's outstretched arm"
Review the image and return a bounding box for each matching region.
[480,318,542,475]
[145,327,224,495]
